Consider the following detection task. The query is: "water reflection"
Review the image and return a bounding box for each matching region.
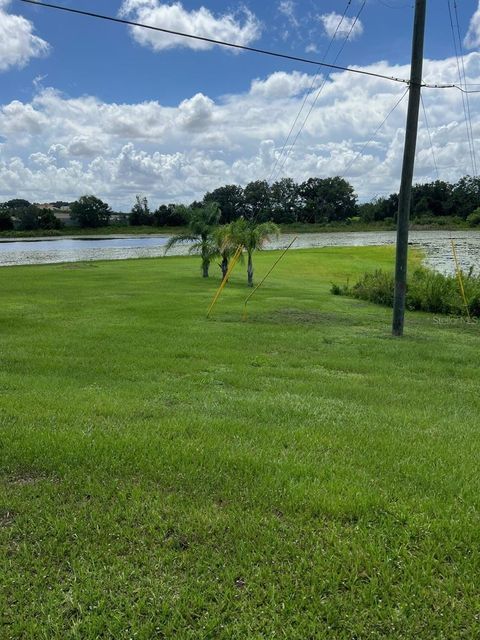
[0,230,479,275]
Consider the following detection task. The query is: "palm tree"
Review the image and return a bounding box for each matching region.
[166,202,220,277]
[214,224,237,279]
[229,218,280,287]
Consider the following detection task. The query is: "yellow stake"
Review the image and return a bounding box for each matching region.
[243,237,297,321]
[451,239,471,320]
[206,244,243,318]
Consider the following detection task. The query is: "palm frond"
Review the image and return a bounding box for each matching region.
[165,234,197,252]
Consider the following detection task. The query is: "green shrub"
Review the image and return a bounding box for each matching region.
[407,268,459,314]
[330,283,347,296]
[351,269,395,307]
[333,267,480,317]
[467,208,480,227]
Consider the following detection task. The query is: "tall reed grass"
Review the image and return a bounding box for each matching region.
[332,267,480,317]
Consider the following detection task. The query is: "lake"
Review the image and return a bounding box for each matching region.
[0,230,479,275]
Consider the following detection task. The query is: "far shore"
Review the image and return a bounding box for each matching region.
[0,221,477,242]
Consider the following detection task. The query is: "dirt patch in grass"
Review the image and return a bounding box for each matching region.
[263,308,355,326]
[60,263,99,270]
[3,471,58,487]
[0,509,15,527]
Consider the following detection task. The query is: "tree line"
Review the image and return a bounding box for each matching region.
[2,175,480,232]
[359,176,480,225]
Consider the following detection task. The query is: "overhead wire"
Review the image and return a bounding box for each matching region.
[14,0,480,203]
[447,0,477,175]
[342,87,409,177]
[453,0,477,175]
[420,94,439,180]
[269,0,367,183]
[266,0,353,184]
[377,0,413,8]
[447,1,476,295]
[16,0,479,93]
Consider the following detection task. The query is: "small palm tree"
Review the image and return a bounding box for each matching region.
[166,202,220,277]
[214,224,237,279]
[229,218,280,287]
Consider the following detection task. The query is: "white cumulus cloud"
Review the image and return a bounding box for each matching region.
[319,12,364,40]
[278,0,298,27]
[0,0,50,72]
[464,1,480,49]
[250,71,322,99]
[1,55,480,208]
[119,0,261,51]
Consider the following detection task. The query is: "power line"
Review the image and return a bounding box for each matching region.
[420,94,439,180]
[16,0,476,93]
[377,0,414,7]
[270,1,367,183]
[453,0,477,175]
[267,0,353,183]
[447,0,477,175]
[342,87,409,177]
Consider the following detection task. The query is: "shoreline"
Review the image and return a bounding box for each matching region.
[0,233,171,243]
[0,224,477,243]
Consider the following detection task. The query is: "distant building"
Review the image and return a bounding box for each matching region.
[55,211,74,225]
[35,203,55,210]
[34,202,74,225]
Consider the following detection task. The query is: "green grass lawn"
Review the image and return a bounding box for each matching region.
[1,247,479,639]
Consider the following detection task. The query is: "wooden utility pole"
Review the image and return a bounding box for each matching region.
[392,0,427,336]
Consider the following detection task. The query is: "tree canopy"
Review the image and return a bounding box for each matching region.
[70,195,111,228]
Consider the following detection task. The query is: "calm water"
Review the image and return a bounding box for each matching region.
[0,230,479,274]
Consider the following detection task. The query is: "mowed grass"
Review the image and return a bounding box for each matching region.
[1,247,480,639]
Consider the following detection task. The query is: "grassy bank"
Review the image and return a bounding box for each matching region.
[0,218,473,239]
[1,247,480,638]
[0,225,183,239]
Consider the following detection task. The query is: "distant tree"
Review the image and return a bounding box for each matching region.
[229,218,279,287]
[450,175,480,219]
[153,203,190,227]
[412,195,430,220]
[270,178,300,224]
[368,193,399,222]
[166,202,220,277]
[169,205,191,227]
[411,181,453,219]
[153,204,170,227]
[38,209,63,230]
[49,201,71,209]
[244,180,272,222]
[204,185,245,223]
[0,209,14,231]
[14,205,62,231]
[358,201,377,223]
[299,177,357,223]
[3,199,31,210]
[15,205,43,230]
[129,195,153,226]
[70,195,111,228]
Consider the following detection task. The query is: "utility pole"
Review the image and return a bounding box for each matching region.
[392,0,427,336]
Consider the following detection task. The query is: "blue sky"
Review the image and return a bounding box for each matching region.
[1,0,480,208]
[5,0,479,104]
